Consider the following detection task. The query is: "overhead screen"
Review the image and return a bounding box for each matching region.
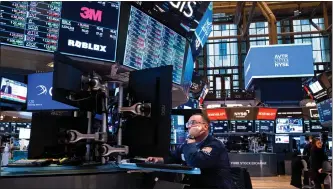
[122,6,187,84]
[0,77,27,103]
[0,1,120,62]
[27,72,78,110]
[317,98,332,126]
[276,118,303,133]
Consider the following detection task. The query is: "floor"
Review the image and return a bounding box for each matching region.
[251,176,297,189]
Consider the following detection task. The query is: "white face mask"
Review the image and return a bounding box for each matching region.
[189,126,204,138]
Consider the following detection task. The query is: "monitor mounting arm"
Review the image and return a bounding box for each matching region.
[119,102,151,117]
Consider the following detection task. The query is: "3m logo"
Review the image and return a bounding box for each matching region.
[80,7,102,22]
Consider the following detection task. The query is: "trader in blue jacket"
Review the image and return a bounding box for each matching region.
[147,112,233,189]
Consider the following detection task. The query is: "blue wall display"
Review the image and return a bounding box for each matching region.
[244,44,315,89]
[27,72,77,110]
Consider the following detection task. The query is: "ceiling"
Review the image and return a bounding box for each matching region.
[213,1,332,23]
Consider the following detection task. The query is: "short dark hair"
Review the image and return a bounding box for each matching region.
[192,110,210,125]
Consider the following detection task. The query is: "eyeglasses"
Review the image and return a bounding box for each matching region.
[185,120,206,128]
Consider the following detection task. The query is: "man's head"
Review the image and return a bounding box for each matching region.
[186,111,210,139]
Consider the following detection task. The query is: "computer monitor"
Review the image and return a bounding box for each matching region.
[0,77,27,103]
[19,128,31,139]
[52,52,105,113]
[255,120,274,133]
[28,114,88,159]
[170,115,186,144]
[122,66,173,158]
[230,120,254,133]
[275,135,289,144]
[211,120,229,135]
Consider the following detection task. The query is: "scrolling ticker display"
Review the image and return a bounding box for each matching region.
[0,1,120,62]
[122,6,187,84]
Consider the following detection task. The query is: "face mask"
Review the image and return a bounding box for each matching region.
[189,126,204,138]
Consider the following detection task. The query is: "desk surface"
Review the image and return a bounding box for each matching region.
[1,162,201,177]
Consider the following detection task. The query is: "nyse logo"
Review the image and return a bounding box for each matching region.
[36,85,52,96]
[68,40,106,52]
[80,7,102,22]
[169,2,197,18]
[274,54,289,67]
[234,110,250,118]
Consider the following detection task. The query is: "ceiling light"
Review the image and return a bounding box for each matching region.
[47,62,54,68]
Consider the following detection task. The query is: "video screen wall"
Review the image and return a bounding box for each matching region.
[304,120,322,133]
[211,120,229,134]
[123,6,187,84]
[230,120,254,133]
[276,118,303,133]
[0,1,121,62]
[0,77,27,103]
[255,120,274,133]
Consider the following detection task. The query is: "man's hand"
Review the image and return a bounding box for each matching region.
[146,157,164,163]
[186,139,196,144]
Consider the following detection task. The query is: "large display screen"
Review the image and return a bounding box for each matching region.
[0,77,27,103]
[0,1,62,52]
[255,120,274,133]
[304,120,322,133]
[0,1,120,62]
[0,122,12,133]
[276,118,303,133]
[317,98,332,124]
[123,6,187,84]
[230,120,254,133]
[275,135,289,144]
[27,72,78,110]
[211,120,228,134]
[57,2,120,61]
[171,115,185,144]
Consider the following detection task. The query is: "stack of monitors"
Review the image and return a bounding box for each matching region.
[211,121,229,135]
[0,77,27,103]
[229,120,254,133]
[170,115,186,144]
[275,118,303,133]
[304,120,322,133]
[255,120,274,133]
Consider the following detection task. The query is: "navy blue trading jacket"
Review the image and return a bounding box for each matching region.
[164,135,233,189]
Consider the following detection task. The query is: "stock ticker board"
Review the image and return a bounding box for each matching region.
[123,6,187,84]
[0,1,120,62]
[0,1,62,52]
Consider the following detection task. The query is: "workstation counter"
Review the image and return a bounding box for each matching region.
[0,163,200,189]
[228,152,277,177]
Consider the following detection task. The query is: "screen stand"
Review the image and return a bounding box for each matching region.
[86,111,92,161]
[117,84,124,163]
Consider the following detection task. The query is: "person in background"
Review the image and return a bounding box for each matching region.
[311,138,328,189]
[146,112,233,189]
[1,80,12,94]
[303,136,313,163]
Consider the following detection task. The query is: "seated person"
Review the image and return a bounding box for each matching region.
[147,113,233,189]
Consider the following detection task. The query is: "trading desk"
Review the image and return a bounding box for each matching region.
[0,163,200,189]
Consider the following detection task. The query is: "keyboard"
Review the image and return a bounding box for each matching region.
[135,162,193,170]
[7,159,51,167]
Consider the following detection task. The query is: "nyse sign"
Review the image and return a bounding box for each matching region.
[169,1,197,18]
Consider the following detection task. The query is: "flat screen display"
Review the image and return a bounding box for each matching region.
[0,77,27,103]
[317,98,332,124]
[0,1,62,52]
[123,6,187,84]
[255,120,274,133]
[275,135,289,144]
[27,72,77,110]
[171,115,185,144]
[19,128,31,139]
[276,118,303,133]
[0,1,120,62]
[211,120,229,134]
[230,120,254,133]
[304,120,322,133]
[57,1,120,61]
